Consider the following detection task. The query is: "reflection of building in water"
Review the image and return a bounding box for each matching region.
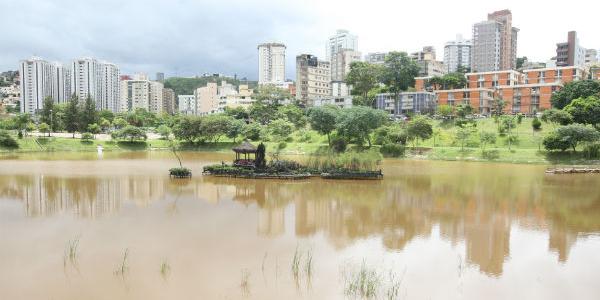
[0,175,171,218]
[258,207,285,237]
[548,227,578,262]
[463,214,510,276]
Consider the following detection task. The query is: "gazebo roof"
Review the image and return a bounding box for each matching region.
[232,141,257,153]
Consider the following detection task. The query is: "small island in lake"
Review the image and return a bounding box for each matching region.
[202,141,383,180]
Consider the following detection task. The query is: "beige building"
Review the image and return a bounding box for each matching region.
[195,82,219,115]
[119,80,163,113]
[295,54,331,106]
[331,49,362,82]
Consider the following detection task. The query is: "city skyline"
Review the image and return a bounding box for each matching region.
[1,0,600,80]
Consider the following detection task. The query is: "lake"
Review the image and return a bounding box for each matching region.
[0,152,599,299]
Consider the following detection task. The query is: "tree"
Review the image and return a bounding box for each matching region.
[278,104,307,129]
[98,110,115,123]
[456,104,473,118]
[38,122,51,137]
[551,124,600,152]
[0,130,18,148]
[479,131,497,152]
[268,119,294,141]
[115,125,147,142]
[81,132,94,141]
[540,108,573,127]
[100,118,111,132]
[437,105,453,119]
[516,56,528,69]
[380,52,419,99]
[551,80,600,109]
[564,96,600,130]
[40,96,59,131]
[430,73,467,90]
[87,123,101,138]
[490,98,506,117]
[254,84,291,103]
[243,122,262,141]
[199,114,233,143]
[255,143,266,169]
[455,124,475,151]
[345,61,382,106]
[113,117,128,129]
[543,133,570,152]
[172,116,202,143]
[532,117,542,131]
[64,95,80,138]
[308,106,339,145]
[406,116,433,147]
[224,106,249,120]
[336,106,387,147]
[13,113,31,135]
[79,96,98,132]
[156,124,172,140]
[226,119,246,143]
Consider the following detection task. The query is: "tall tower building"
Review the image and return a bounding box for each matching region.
[257,43,286,85]
[472,9,518,72]
[326,29,358,60]
[556,31,587,68]
[444,34,472,73]
[295,54,331,106]
[71,58,120,112]
[19,57,63,114]
[101,63,120,112]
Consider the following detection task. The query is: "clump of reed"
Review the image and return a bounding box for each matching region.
[63,237,80,267]
[160,260,171,280]
[307,150,382,172]
[240,269,251,296]
[342,261,405,300]
[291,247,314,291]
[114,248,129,277]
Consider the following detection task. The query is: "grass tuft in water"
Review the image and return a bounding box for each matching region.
[343,261,380,299]
[114,248,129,276]
[240,269,251,297]
[291,246,302,281]
[160,260,171,280]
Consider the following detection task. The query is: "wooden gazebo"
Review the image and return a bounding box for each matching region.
[232,141,257,167]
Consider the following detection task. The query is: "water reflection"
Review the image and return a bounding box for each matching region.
[1,159,599,278]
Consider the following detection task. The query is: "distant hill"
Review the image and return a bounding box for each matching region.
[163,76,258,96]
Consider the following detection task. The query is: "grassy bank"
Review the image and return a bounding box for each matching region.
[1,118,599,165]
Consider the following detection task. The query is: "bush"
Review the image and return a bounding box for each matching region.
[202,165,252,176]
[169,167,192,177]
[296,129,313,143]
[81,132,94,141]
[583,143,600,159]
[380,144,405,157]
[505,135,519,145]
[277,141,287,150]
[543,133,570,152]
[330,136,347,153]
[532,117,542,131]
[0,130,19,148]
[268,160,302,173]
[455,118,477,128]
[481,150,500,160]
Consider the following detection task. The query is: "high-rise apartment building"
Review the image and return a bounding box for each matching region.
[295,54,331,106]
[71,58,120,112]
[195,82,219,115]
[585,49,598,66]
[178,95,196,115]
[472,10,518,72]
[156,72,165,82]
[119,79,163,113]
[411,46,446,77]
[444,34,472,73]
[326,29,358,60]
[162,88,176,114]
[257,43,286,85]
[331,49,362,82]
[556,31,587,68]
[19,57,67,114]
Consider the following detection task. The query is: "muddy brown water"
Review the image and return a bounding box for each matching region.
[0,152,599,299]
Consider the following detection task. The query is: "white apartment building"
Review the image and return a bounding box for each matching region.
[178,95,196,115]
[326,29,358,60]
[71,58,120,112]
[19,57,66,114]
[257,43,286,85]
[295,54,331,107]
[444,34,472,73]
[119,79,163,113]
[195,82,219,115]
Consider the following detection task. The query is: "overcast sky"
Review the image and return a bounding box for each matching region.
[1,0,598,80]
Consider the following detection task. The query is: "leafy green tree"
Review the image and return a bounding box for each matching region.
[226,119,246,143]
[540,108,573,127]
[564,96,600,130]
[308,106,339,146]
[479,131,497,152]
[79,97,98,132]
[278,105,307,129]
[224,106,249,120]
[0,130,19,148]
[100,118,111,132]
[156,124,172,140]
[38,122,51,137]
[98,110,115,123]
[551,80,600,109]
[13,113,31,134]
[40,97,59,131]
[268,118,294,141]
[551,124,600,152]
[243,122,262,141]
[430,73,467,90]
[455,124,475,151]
[115,125,147,142]
[64,95,80,138]
[437,105,453,119]
[406,116,433,147]
[200,114,233,143]
[380,51,419,99]
[87,123,101,138]
[113,117,128,129]
[249,99,281,125]
[254,84,291,103]
[516,57,528,69]
[490,98,506,117]
[532,117,542,131]
[172,116,202,142]
[543,133,570,152]
[456,104,473,118]
[345,61,382,106]
[336,106,387,147]
[81,132,94,141]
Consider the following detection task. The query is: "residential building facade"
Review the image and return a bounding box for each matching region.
[162,88,176,114]
[195,82,219,115]
[178,95,196,115]
[257,43,286,85]
[326,29,358,60]
[365,52,387,65]
[472,10,518,72]
[556,31,586,68]
[19,57,65,114]
[331,49,362,82]
[295,54,331,106]
[71,58,120,112]
[444,34,472,73]
[375,92,437,115]
[119,79,163,113]
[412,46,446,77]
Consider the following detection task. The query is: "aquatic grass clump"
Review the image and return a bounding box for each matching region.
[343,261,380,299]
[240,269,251,296]
[307,149,382,172]
[160,260,171,280]
[291,247,302,281]
[114,248,129,276]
